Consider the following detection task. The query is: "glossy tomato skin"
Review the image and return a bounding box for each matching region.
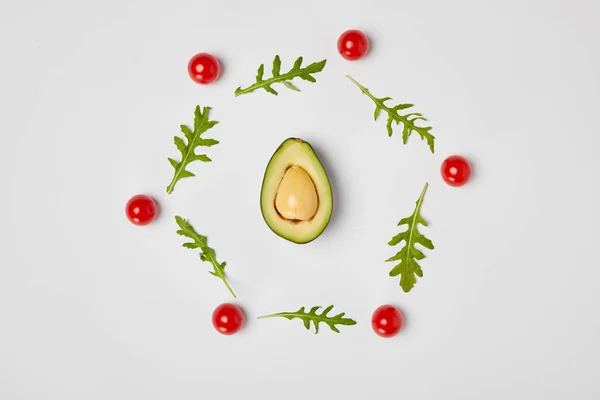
[187,53,221,84]
[212,303,245,335]
[125,195,158,226]
[441,155,472,187]
[337,29,370,61]
[372,305,403,338]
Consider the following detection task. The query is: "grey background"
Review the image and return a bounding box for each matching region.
[1,0,599,399]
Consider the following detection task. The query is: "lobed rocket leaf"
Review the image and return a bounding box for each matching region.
[347,75,435,153]
[166,106,220,194]
[175,216,236,297]
[386,183,434,292]
[235,55,326,96]
[258,305,356,334]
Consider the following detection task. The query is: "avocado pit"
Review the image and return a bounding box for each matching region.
[274,165,319,221]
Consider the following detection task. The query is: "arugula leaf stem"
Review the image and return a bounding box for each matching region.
[256,314,279,319]
[405,182,429,261]
[346,75,397,116]
[235,72,297,96]
[205,252,236,298]
[257,312,329,323]
[166,146,194,194]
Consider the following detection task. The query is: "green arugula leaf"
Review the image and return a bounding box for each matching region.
[175,216,236,298]
[235,55,326,96]
[386,183,434,292]
[166,106,219,194]
[258,305,356,334]
[347,75,435,153]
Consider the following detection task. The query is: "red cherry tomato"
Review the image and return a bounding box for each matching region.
[372,305,403,338]
[125,195,158,226]
[187,53,221,85]
[212,303,245,335]
[337,29,370,61]
[441,155,472,187]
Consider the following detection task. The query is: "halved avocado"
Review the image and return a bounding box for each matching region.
[260,138,333,244]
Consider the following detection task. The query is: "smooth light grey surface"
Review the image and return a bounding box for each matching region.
[1,0,599,399]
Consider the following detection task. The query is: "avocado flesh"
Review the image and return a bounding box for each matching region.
[260,138,333,244]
